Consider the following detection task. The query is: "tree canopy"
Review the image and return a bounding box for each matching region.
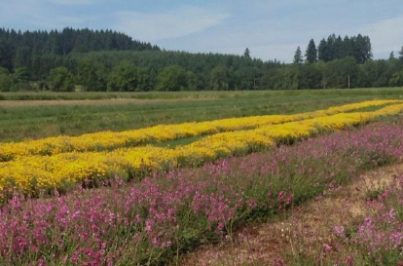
[293,46,303,64]
[0,28,401,92]
[305,39,318,64]
[48,67,75,92]
[157,65,188,91]
[318,34,372,63]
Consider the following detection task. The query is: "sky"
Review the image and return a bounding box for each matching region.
[0,0,402,63]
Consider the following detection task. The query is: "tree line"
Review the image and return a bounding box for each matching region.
[0,29,403,92]
[0,28,159,71]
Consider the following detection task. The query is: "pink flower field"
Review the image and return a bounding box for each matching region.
[2,119,403,265]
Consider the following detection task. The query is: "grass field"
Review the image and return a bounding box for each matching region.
[1,88,403,142]
[2,89,403,265]
[3,89,401,101]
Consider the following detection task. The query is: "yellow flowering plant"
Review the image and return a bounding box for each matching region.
[0,99,398,162]
[1,101,403,195]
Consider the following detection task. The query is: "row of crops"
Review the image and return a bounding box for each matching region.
[1,99,403,195]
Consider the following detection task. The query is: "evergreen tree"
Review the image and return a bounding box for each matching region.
[0,26,401,92]
[244,48,251,59]
[0,27,160,74]
[334,35,343,59]
[317,34,372,63]
[353,34,372,63]
[326,34,337,61]
[293,46,303,64]
[0,40,14,71]
[399,46,403,61]
[318,39,328,62]
[342,36,354,60]
[305,39,317,64]
[389,51,395,61]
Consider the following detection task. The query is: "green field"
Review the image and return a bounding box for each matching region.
[1,88,403,142]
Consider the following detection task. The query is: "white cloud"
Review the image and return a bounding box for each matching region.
[0,0,98,30]
[157,17,308,62]
[359,16,403,57]
[112,6,230,41]
[0,0,401,62]
[249,44,300,62]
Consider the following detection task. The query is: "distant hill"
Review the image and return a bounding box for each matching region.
[0,27,160,70]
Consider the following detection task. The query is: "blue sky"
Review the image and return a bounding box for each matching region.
[0,0,402,62]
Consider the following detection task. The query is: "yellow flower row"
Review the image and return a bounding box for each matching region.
[1,102,403,194]
[0,99,399,162]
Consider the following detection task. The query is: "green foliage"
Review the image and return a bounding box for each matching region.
[389,51,395,60]
[0,27,158,59]
[107,62,157,92]
[274,65,300,90]
[244,48,251,59]
[0,67,8,75]
[318,38,328,62]
[298,63,322,89]
[211,66,229,90]
[107,61,138,92]
[77,59,107,91]
[0,67,12,91]
[0,39,14,71]
[358,60,398,88]
[0,27,401,92]
[293,46,303,64]
[389,70,403,87]
[14,67,30,82]
[305,39,317,64]
[136,67,157,92]
[234,66,257,90]
[11,67,32,91]
[48,67,75,92]
[323,57,358,88]
[157,65,188,91]
[318,34,372,63]
[186,71,198,91]
[399,46,403,61]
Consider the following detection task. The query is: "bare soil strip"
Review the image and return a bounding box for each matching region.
[181,164,403,266]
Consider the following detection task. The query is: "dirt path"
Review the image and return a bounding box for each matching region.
[181,164,403,266]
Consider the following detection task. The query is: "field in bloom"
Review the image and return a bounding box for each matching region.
[2,120,403,265]
[1,100,403,195]
[0,99,398,162]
